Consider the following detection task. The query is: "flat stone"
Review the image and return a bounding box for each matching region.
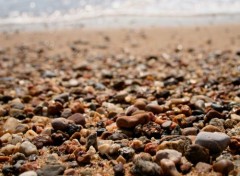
[195,131,230,155]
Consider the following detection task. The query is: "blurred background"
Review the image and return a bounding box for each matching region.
[1,0,240,30]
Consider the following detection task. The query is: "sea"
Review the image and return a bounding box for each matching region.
[1,0,240,31]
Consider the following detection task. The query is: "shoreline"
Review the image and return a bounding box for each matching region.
[0,14,240,32]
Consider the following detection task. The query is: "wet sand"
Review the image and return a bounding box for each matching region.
[0,24,240,175]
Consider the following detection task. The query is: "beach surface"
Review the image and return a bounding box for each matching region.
[0,21,240,175]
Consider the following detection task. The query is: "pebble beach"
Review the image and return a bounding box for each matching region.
[0,22,240,176]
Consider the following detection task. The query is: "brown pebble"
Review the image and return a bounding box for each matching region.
[213,159,234,175]
[133,99,147,110]
[0,156,10,162]
[116,112,153,129]
[69,101,85,113]
[201,125,222,132]
[68,113,86,126]
[145,104,165,114]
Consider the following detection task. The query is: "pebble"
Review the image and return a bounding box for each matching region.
[157,137,191,154]
[116,112,152,129]
[181,127,198,136]
[51,118,70,131]
[204,110,225,122]
[75,151,91,165]
[185,144,210,164]
[98,144,110,155]
[131,159,163,176]
[155,149,182,165]
[37,164,66,176]
[19,171,37,176]
[229,136,240,153]
[3,117,20,133]
[86,132,98,150]
[195,162,212,173]
[19,141,38,156]
[195,131,230,155]
[160,158,180,176]
[0,144,18,155]
[201,125,222,132]
[119,147,135,160]
[213,159,234,175]
[69,101,85,113]
[113,163,125,176]
[231,114,240,122]
[68,113,86,126]
[145,104,165,114]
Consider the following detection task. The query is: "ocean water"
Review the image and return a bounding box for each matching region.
[0,0,240,29]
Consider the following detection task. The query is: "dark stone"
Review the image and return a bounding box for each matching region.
[185,144,210,164]
[86,133,98,150]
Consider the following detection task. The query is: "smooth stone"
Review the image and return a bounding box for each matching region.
[98,144,110,155]
[155,149,182,165]
[37,164,66,176]
[3,117,20,133]
[213,159,234,175]
[0,133,12,143]
[195,162,212,173]
[145,104,165,114]
[204,110,225,122]
[19,141,38,156]
[231,114,240,122]
[201,125,222,132]
[131,159,163,176]
[195,132,230,155]
[116,112,152,129]
[160,158,180,176]
[51,118,70,131]
[19,171,37,176]
[68,113,86,126]
[181,127,198,136]
[185,144,210,164]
